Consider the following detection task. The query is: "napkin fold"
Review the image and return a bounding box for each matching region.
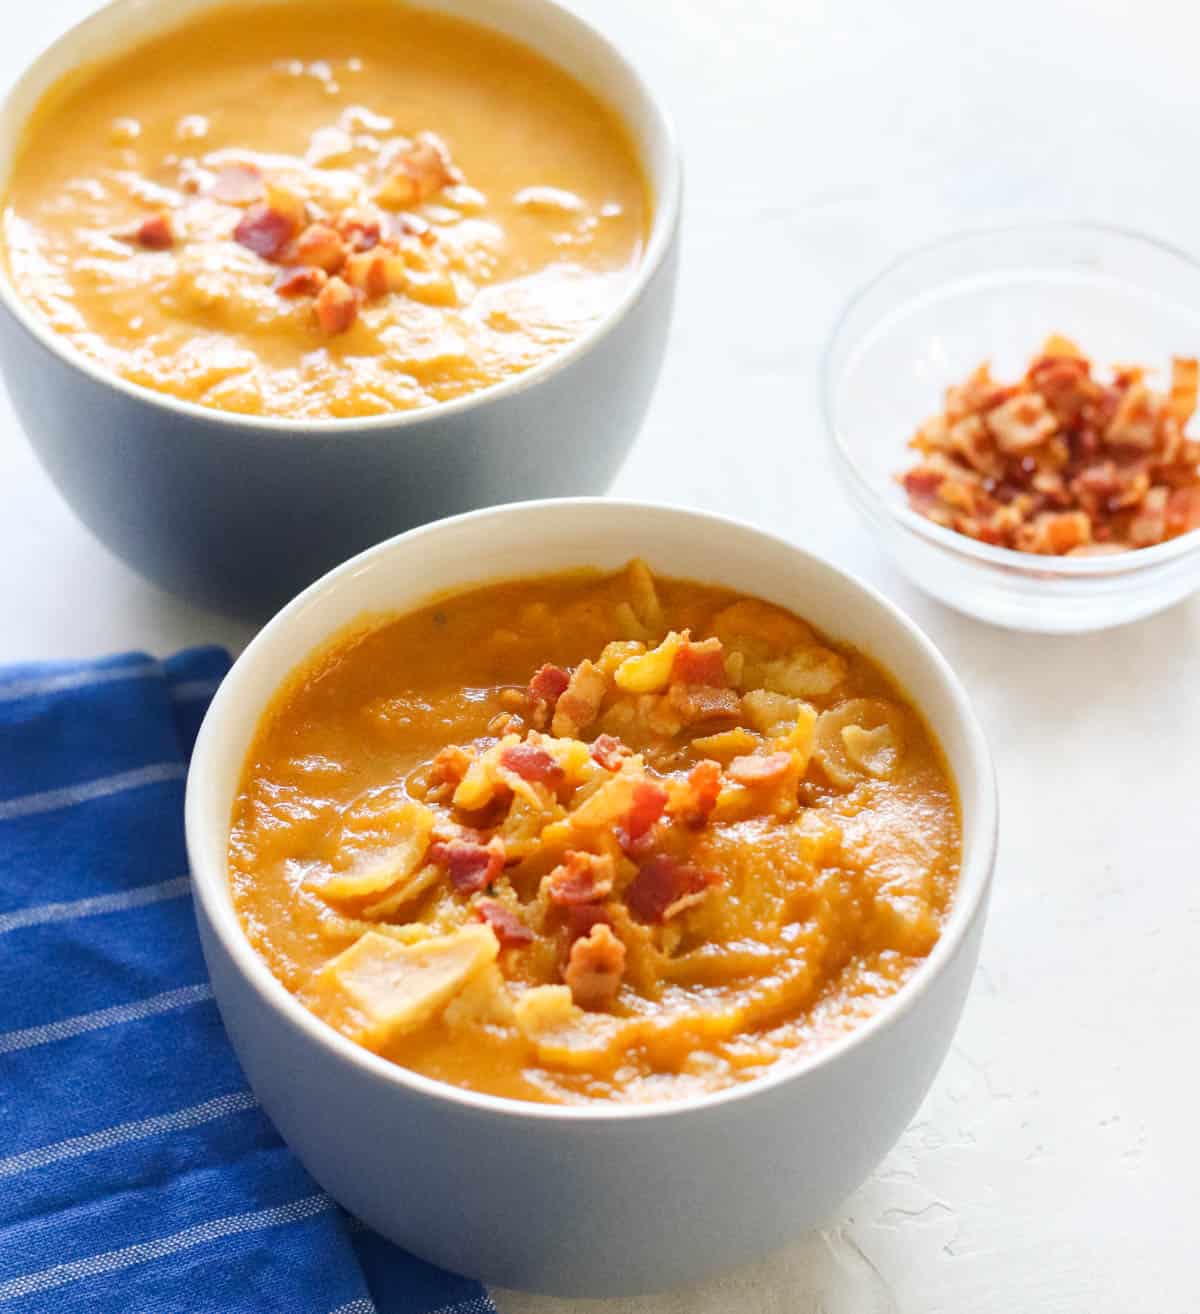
[0,648,496,1314]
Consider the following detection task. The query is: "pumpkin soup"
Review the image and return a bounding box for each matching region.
[0,2,649,418]
[229,562,961,1106]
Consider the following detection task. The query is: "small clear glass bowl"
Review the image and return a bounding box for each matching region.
[822,223,1200,633]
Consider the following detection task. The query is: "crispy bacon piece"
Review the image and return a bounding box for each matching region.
[1017,510,1092,555]
[335,209,383,252]
[295,222,347,274]
[527,663,570,730]
[314,276,360,335]
[589,733,629,772]
[551,660,607,738]
[671,637,728,687]
[901,341,1200,554]
[376,136,458,209]
[1167,485,1200,537]
[429,837,505,894]
[615,779,668,853]
[209,164,264,206]
[233,202,298,261]
[728,751,792,787]
[545,850,615,906]
[565,902,614,943]
[563,923,625,1010]
[1168,357,1200,426]
[499,742,565,786]
[670,760,722,829]
[475,898,533,948]
[274,266,327,298]
[123,213,174,250]
[1127,486,1169,547]
[667,683,741,725]
[429,745,471,788]
[625,854,719,925]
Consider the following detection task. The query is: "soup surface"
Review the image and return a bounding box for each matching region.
[229,563,961,1105]
[1,2,648,418]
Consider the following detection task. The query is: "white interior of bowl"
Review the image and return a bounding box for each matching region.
[0,0,680,431]
[185,499,998,1121]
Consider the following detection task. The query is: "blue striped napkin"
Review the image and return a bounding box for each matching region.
[0,648,496,1314]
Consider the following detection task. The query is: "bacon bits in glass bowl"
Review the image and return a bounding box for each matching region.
[823,225,1200,632]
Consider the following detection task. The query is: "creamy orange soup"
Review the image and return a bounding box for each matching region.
[229,562,961,1105]
[1,2,648,418]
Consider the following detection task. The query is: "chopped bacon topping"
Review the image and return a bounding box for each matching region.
[900,339,1200,554]
[123,213,174,250]
[728,751,793,786]
[528,663,570,730]
[499,742,565,786]
[274,266,327,298]
[625,854,719,925]
[563,923,625,1010]
[671,637,728,687]
[475,898,533,948]
[429,745,472,787]
[564,901,614,943]
[314,276,360,335]
[551,660,607,738]
[615,779,668,853]
[429,837,505,894]
[545,850,615,906]
[589,733,629,772]
[233,202,298,261]
[667,683,741,725]
[670,760,722,828]
[376,136,458,209]
[295,223,347,274]
[335,209,382,252]
[209,164,264,206]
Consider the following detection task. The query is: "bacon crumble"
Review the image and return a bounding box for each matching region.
[233,202,298,261]
[900,339,1200,553]
[545,850,615,906]
[589,733,629,772]
[728,751,793,786]
[563,923,625,1010]
[475,898,533,948]
[314,276,361,335]
[528,663,570,729]
[615,779,668,854]
[122,213,174,250]
[430,837,505,894]
[499,743,565,786]
[624,855,719,925]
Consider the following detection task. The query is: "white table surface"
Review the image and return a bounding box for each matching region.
[3,2,1198,1310]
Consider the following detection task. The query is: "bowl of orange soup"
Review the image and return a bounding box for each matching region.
[0,0,678,614]
[185,500,997,1296]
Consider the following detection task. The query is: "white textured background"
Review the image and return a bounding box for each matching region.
[2,2,1197,1310]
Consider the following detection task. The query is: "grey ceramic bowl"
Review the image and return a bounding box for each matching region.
[186,499,998,1297]
[0,0,680,616]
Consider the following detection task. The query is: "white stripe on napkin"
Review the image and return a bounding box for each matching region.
[0,983,213,1055]
[330,1301,379,1314]
[0,875,192,935]
[0,762,187,822]
[0,1090,258,1179]
[0,660,160,704]
[0,1193,334,1300]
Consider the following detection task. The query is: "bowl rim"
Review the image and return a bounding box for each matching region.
[184,497,999,1124]
[821,220,1200,576]
[0,0,682,437]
